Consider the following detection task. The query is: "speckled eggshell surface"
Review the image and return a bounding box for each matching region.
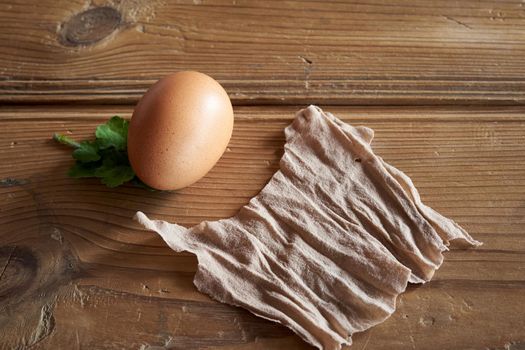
[127,71,234,190]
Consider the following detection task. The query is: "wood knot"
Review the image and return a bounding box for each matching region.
[0,246,37,300]
[0,177,29,187]
[60,7,122,46]
[419,315,436,327]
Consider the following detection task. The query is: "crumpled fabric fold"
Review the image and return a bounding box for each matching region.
[135,105,481,350]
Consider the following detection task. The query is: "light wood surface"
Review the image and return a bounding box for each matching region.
[1,106,524,349]
[1,0,525,104]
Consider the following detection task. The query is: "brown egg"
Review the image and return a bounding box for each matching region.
[128,71,234,190]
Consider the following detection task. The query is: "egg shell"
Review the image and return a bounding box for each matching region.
[128,71,234,190]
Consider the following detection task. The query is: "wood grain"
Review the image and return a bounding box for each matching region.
[1,0,525,105]
[1,105,524,349]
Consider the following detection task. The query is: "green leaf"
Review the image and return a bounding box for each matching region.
[72,140,101,162]
[95,116,129,150]
[53,115,143,189]
[95,164,135,188]
[92,150,135,187]
[68,162,98,178]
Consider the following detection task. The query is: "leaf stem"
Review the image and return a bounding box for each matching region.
[53,133,81,148]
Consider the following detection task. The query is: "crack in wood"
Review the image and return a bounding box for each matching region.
[0,246,16,282]
[442,15,473,30]
[27,303,56,347]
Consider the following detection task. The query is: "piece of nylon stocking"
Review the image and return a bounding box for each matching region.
[135,105,481,350]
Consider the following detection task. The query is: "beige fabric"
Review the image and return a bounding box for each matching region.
[135,105,481,350]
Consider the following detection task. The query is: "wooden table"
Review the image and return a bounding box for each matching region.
[1,1,524,349]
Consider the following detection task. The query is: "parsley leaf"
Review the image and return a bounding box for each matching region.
[53,116,139,189]
[94,149,135,187]
[95,116,129,150]
[96,164,135,188]
[72,140,101,162]
[68,161,99,178]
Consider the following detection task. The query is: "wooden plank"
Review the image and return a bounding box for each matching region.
[1,0,525,105]
[1,105,524,349]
